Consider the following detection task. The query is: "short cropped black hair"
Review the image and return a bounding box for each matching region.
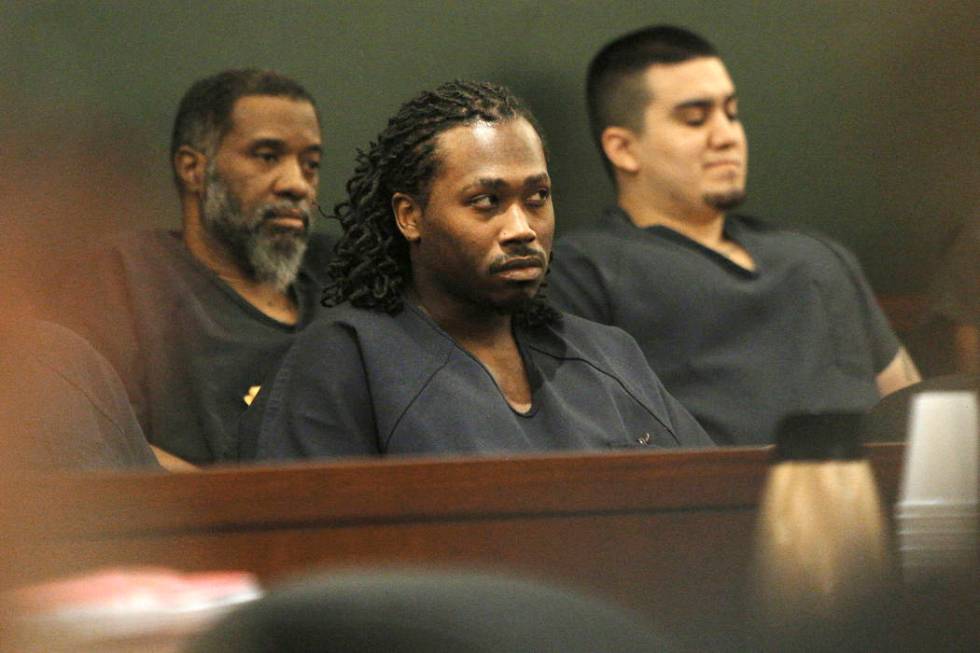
[170,69,318,189]
[586,25,717,176]
[324,79,559,328]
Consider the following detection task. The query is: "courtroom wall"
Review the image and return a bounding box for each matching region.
[1,0,976,294]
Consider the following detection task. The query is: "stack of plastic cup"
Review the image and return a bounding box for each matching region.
[896,391,978,583]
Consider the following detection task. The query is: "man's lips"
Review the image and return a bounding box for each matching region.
[264,210,309,230]
[490,254,547,281]
[704,159,741,170]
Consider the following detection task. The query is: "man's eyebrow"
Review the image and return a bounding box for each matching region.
[249,138,286,150]
[523,173,551,186]
[674,93,738,111]
[248,138,322,154]
[462,173,551,192]
[463,177,506,192]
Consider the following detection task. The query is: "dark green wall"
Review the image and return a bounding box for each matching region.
[2,0,977,293]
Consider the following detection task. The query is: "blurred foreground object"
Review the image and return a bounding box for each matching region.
[0,320,159,471]
[186,569,671,653]
[750,414,894,650]
[897,391,978,579]
[863,374,980,443]
[2,567,261,653]
[891,391,978,651]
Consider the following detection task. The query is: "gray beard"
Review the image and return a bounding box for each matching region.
[200,168,311,293]
[704,189,747,212]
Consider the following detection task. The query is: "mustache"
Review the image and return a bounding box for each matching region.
[488,245,548,274]
[259,201,313,227]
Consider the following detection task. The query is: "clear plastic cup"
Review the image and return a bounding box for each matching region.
[898,391,978,507]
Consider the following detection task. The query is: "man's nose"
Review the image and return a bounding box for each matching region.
[708,114,741,149]
[499,204,536,244]
[273,159,316,201]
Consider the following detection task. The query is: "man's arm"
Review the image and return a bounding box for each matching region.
[875,346,921,397]
[149,444,199,472]
[952,323,980,374]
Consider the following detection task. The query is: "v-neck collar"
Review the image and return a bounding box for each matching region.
[404,301,542,417]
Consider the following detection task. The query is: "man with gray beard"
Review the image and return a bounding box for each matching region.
[49,70,333,467]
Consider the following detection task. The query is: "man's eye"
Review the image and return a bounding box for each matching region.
[304,159,321,171]
[683,114,707,127]
[470,195,497,209]
[527,188,551,205]
[255,151,278,163]
[725,101,740,121]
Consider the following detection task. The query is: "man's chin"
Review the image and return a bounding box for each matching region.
[259,226,310,257]
[704,189,747,212]
[489,286,542,316]
[244,232,309,291]
[261,221,310,240]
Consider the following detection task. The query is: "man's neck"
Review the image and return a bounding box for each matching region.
[618,191,755,270]
[182,221,300,326]
[408,286,513,350]
[408,286,532,413]
[619,193,726,248]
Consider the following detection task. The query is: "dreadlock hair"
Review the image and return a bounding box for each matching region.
[324,79,561,329]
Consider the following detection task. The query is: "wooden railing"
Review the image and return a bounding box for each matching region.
[1,445,906,650]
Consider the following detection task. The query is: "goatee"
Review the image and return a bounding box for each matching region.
[704,189,747,212]
[200,167,312,292]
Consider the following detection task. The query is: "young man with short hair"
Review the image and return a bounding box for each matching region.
[549,26,919,445]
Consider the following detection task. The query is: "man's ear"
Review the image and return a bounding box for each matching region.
[174,145,208,193]
[600,126,641,174]
[392,192,423,243]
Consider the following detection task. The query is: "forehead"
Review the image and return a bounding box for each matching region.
[223,95,321,144]
[431,118,547,185]
[642,57,735,107]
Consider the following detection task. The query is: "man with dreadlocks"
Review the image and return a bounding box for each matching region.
[239,80,711,460]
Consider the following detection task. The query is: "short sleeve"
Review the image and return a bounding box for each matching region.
[823,240,901,373]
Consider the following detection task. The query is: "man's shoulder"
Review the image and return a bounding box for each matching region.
[88,228,182,256]
[65,229,188,278]
[557,208,636,250]
[309,302,399,331]
[732,214,863,267]
[301,303,446,350]
[732,213,848,248]
[556,227,631,254]
[47,230,189,310]
[9,320,103,372]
